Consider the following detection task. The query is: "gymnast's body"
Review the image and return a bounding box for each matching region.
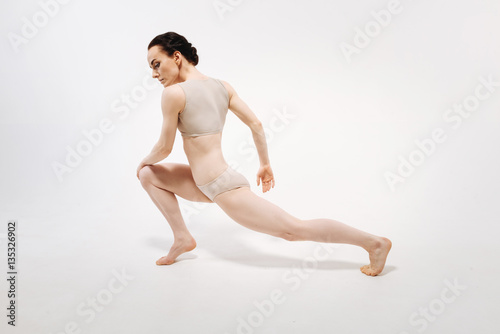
[136,32,392,276]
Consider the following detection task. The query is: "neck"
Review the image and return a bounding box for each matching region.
[177,65,206,83]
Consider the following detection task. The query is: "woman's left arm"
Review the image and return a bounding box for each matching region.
[136,86,183,179]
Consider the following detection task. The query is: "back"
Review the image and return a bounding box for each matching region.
[176,77,229,137]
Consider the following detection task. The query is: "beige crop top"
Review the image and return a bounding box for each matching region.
[176,77,229,137]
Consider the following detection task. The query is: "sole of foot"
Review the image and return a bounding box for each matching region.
[360,237,392,276]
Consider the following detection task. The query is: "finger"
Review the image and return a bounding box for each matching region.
[257,176,260,186]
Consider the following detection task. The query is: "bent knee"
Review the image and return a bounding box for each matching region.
[138,166,155,185]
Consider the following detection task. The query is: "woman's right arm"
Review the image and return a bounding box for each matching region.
[221,80,275,192]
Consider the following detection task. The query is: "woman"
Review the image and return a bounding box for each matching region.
[136,32,392,276]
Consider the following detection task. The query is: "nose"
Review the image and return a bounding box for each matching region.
[152,70,159,79]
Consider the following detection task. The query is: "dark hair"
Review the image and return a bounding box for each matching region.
[148,32,199,66]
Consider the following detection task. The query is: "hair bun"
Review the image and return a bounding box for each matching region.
[190,46,199,65]
[148,32,199,66]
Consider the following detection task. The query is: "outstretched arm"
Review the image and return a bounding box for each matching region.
[136,86,183,179]
[221,80,275,193]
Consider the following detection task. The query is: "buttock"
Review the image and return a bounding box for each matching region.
[196,165,250,202]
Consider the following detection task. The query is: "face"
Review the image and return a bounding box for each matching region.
[147,45,180,87]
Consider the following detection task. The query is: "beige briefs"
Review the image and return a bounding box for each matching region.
[196,165,250,202]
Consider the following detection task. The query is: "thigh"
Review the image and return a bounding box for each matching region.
[140,162,213,203]
[214,187,300,238]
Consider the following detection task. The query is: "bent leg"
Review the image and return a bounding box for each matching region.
[214,187,391,276]
[139,162,212,265]
[139,162,213,203]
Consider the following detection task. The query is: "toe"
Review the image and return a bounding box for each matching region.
[360,265,378,276]
[156,256,169,265]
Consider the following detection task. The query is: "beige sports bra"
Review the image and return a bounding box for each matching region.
[176,77,229,137]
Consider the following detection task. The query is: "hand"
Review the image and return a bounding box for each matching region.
[256,164,275,193]
[136,161,149,180]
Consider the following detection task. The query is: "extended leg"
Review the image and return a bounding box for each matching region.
[299,217,392,276]
[214,187,392,276]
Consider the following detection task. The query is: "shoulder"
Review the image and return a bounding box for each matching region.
[161,84,185,100]
[161,84,185,113]
[161,84,185,104]
[217,79,236,99]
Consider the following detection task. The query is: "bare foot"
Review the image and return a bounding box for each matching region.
[156,237,197,265]
[360,237,392,276]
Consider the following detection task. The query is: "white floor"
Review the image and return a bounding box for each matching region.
[1,1,500,333]
[1,153,499,334]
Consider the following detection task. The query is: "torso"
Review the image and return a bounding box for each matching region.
[175,78,231,186]
[182,132,228,186]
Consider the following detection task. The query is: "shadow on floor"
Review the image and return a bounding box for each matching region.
[144,228,396,275]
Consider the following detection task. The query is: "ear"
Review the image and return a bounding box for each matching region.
[173,50,181,63]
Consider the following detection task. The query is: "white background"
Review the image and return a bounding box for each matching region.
[1,0,499,333]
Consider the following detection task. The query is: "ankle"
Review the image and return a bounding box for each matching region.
[173,233,195,243]
[363,235,382,252]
